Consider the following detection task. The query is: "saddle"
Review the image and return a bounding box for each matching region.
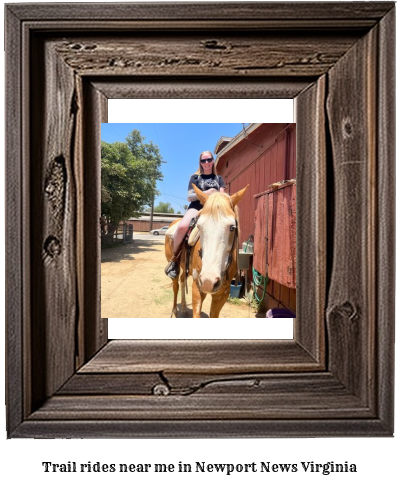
[183,217,200,284]
[186,217,200,246]
[166,217,200,246]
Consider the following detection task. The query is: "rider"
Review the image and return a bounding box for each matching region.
[164,150,226,279]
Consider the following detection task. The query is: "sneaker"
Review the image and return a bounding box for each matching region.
[165,260,179,279]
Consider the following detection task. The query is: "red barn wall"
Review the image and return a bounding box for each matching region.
[216,123,296,313]
[217,123,296,247]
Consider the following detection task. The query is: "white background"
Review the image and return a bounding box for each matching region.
[1,1,397,486]
[108,98,294,338]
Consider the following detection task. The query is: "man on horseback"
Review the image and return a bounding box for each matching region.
[164,150,226,279]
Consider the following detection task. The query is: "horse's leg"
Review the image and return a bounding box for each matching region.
[171,277,179,317]
[192,279,206,318]
[166,234,179,317]
[180,273,188,316]
[209,286,230,318]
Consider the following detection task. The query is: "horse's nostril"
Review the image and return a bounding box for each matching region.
[212,277,221,292]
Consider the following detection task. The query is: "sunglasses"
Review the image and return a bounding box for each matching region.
[200,158,213,163]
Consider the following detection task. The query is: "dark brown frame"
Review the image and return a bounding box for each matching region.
[5,2,395,438]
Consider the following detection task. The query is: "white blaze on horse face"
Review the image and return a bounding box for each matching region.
[197,214,236,294]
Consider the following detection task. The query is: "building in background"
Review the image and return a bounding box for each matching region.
[215,123,296,313]
[125,212,182,233]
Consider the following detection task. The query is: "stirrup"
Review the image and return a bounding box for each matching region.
[165,260,179,279]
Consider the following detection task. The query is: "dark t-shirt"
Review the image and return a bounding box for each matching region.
[187,173,226,210]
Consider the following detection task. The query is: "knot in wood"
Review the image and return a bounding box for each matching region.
[45,181,56,197]
[201,40,227,50]
[339,301,358,321]
[44,236,61,258]
[83,44,97,51]
[152,383,170,396]
[342,118,353,138]
[327,301,359,323]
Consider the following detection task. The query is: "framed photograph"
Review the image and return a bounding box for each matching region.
[5,2,395,437]
[101,117,296,339]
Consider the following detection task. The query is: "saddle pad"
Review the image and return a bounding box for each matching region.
[187,226,200,246]
[165,220,179,240]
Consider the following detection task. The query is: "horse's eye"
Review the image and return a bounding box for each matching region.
[230,225,236,232]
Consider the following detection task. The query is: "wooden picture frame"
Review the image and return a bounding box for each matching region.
[5,2,395,438]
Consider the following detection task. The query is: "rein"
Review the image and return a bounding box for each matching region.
[222,220,239,285]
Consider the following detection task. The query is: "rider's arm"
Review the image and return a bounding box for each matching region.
[187,175,199,202]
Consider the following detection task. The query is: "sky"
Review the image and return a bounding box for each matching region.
[101,123,247,213]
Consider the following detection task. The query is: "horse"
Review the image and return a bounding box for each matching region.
[165,184,249,318]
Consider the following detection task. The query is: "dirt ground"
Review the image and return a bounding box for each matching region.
[101,234,257,318]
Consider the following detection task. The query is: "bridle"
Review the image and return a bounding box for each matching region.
[222,221,239,284]
[197,216,239,284]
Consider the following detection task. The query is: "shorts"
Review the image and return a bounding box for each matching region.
[187,201,203,211]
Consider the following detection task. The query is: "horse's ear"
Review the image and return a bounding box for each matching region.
[192,184,209,205]
[230,184,249,207]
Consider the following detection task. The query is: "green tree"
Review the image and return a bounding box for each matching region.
[125,129,163,199]
[101,140,162,230]
[154,201,175,213]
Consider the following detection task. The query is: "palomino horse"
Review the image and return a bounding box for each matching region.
[165,184,248,318]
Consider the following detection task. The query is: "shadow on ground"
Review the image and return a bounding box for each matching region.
[101,240,164,263]
[174,304,209,318]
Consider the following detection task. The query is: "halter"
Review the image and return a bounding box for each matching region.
[188,195,240,289]
[195,214,240,285]
[222,220,239,284]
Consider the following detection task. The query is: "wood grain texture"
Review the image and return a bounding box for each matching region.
[295,76,326,363]
[29,392,371,421]
[54,34,360,78]
[30,36,78,408]
[62,371,360,398]
[14,418,391,439]
[7,2,394,22]
[5,5,24,436]
[376,6,395,431]
[326,26,377,404]
[58,372,163,396]
[79,340,321,374]
[91,79,311,99]
[82,81,108,361]
[5,2,395,438]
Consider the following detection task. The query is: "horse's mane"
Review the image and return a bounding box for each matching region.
[201,192,241,243]
[201,192,235,220]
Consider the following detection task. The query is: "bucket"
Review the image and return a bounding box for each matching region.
[266,308,296,318]
[229,280,242,298]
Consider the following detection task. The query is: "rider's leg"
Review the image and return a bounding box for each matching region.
[173,208,198,254]
[165,208,198,279]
